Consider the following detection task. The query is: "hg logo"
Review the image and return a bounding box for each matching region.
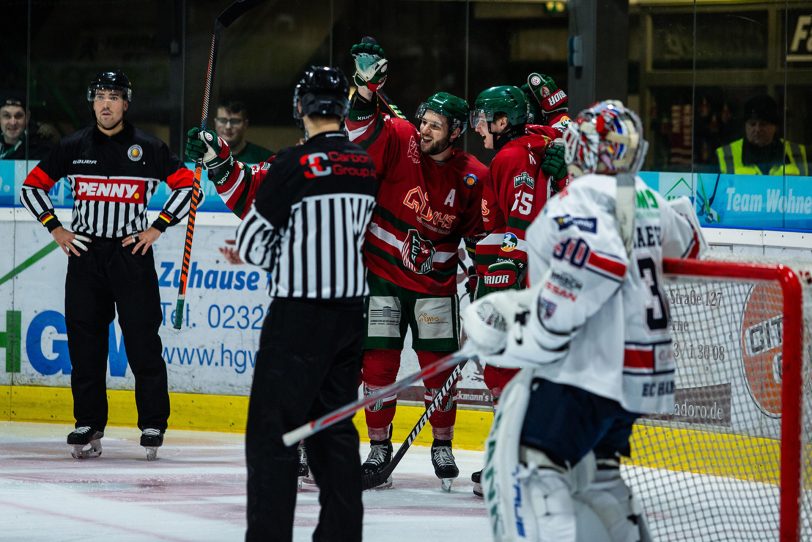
[0,309,129,376]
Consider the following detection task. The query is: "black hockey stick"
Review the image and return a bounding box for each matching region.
[283,349,476,446]
[362,359,468,490]
[174,0,266,329]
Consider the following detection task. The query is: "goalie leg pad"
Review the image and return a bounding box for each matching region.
[579,459,651,542]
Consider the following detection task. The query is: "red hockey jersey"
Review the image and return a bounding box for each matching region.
[347,95,488,295]
[476,124,559,279]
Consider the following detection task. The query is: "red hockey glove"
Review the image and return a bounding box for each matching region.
[526,72,568,122]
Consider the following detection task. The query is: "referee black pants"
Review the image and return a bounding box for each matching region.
[246,297,364,542]
[64,237,169,432]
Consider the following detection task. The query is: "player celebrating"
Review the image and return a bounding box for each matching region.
[467,81,567,495]
[463,100,704,541]
[346,37,488,490]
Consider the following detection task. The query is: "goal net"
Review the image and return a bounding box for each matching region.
[622,257,812,541]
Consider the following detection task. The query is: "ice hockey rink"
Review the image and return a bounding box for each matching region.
[1,421,801,542]
[0,421,491,542]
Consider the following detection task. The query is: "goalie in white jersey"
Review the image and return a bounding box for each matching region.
[463,100,705,542]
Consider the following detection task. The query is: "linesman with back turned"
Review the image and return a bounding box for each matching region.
[189,65,377,541]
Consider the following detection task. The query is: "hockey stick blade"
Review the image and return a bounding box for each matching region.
[216,0,267,28]
[283,349,476,447]
[362,359,468,490]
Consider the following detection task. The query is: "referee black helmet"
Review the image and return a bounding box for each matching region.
[292,66,350,124]
[87,70,132,102]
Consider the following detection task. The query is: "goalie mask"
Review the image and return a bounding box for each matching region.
[563,100,648,178]
[292,65,350,126]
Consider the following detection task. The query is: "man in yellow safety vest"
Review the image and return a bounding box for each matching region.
[716,94,808,176]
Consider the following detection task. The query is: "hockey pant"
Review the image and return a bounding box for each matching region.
[245,298,364,542]
[65,237,168,431]
[362,349,457,441]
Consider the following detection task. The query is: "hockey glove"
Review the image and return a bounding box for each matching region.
[476,260,522,300]
[526,72,568,121]
[542,141,569,193]
[351,36,388,92]
[185,127,234,185]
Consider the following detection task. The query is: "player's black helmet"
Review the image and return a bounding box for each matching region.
[87,70,132,102]
[292,66,350,123]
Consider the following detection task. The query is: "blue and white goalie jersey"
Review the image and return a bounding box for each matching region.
[493,174,701,414]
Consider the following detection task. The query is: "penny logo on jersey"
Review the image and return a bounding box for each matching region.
[740,282,784,417]
[401,229,435,274]
[74,177,145,203]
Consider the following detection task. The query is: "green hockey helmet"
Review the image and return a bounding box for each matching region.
[415,91,469,135]
[470,85,528,130]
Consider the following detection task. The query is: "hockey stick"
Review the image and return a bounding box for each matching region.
[173,0,266,330]
[362,359,468,490]
[283,349,476,446]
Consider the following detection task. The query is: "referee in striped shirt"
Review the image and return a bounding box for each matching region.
[191,66,376,541]
[20,70,196,457]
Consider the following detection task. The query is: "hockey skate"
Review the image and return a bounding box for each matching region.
[297,442,315,488]
[361,439,393,489]
[67,426,103,459]
[431,440,459,492]
[471,470,483,497]
[140,428,164,461]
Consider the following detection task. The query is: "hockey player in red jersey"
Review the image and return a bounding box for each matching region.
[346,37,488,490]
[467,79,570,496]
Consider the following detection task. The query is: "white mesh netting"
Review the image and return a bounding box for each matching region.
[622,256,812,541]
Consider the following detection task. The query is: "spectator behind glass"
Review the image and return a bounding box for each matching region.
[0,96,53,160]
[716,94,808,176]
[213,100,273,165]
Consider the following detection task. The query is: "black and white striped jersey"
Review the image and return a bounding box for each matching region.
[21,122,196,237]
[236,131,377,300]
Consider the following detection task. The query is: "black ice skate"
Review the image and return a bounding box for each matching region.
[67,426,104,459]
[140,428,164,461]
[431,440,459,492]
[361,439,393,489]
[471,470,483,497]
[297,441,315,488]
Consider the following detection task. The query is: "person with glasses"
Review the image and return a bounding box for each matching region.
[213,100,273,165]
[20,70,197,461]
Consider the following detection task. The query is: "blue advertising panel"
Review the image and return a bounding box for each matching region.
[3,160,811,230]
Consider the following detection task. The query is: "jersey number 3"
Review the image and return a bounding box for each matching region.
[637,256,668,330]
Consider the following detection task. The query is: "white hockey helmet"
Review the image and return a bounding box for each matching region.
[563,100,648,177]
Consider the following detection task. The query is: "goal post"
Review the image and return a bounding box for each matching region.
[623,257,809,541]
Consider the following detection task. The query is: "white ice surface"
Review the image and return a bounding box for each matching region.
[0,422,490,542]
